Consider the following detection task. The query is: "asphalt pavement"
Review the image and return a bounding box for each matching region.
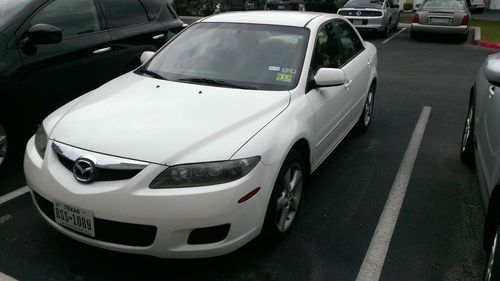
[0,27,495,281]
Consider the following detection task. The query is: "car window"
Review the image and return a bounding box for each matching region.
[0,0,33,29]
[99,0,149,29]
[139,0,163,20]
[421,0,466,10]
[145,22,309,91]
[310,22,343,74]
[30,0,100,38]
[334,20,364,65]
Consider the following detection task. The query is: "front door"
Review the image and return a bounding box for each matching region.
[17,0,115,124]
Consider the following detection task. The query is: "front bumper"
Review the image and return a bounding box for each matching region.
[343,16,387,32]
[411,23,468,35]
[24,137,279,258]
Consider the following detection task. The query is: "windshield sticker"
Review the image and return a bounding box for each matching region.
[276,73,293,83]
[268,66,281,72]
[281,68,297,74]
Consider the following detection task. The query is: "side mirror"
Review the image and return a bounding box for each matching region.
[27,24,62,45]
[140,51,155,64]
[314,68,346,87]
[485,57,500,87]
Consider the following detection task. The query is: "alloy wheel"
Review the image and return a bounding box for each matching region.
[275,162,303,233]
[462,105,473,152]
[0,124,7,168]
[364,89,374,127]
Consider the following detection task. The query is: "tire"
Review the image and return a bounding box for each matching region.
[380,23,390,38]
[484,226,500,281]
[355,85,375,133]
[460,99,475,165]
[262,149,305,242]
[410,30,419,40]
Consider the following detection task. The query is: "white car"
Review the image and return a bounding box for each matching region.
[24,11,378,258]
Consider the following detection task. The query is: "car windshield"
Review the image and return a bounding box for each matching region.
[421,0,466,11]
[144,22,310,91]
[344,0,384,8]
[0,0,32,28]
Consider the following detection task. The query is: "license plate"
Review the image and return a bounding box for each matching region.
[429,17,450,24]
[277,5,286,9]
[54,201,95,237]
[353,19,363,25]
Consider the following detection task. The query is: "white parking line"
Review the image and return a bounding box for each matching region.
[0,186,29,206]
[382,28,407,44]
[0,272,18,281]
[356,106,432,281]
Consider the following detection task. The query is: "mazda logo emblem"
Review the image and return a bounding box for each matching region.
[73,158,97,183]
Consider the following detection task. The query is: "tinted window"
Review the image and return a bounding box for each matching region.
[100,0,149,29]
[145,23,309,91]
[421,0,466,10]
[310,22,343,73]
[334,20,364,64]
[0,0,32,28]
[140,0,163,20]
[344,0,384,8]
[31,0,100,38]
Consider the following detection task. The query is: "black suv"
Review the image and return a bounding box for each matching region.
[0,0,185,175]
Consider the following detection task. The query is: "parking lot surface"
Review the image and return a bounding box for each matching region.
[0,27,494,280]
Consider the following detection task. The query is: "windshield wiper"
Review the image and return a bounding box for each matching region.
[136,69,167,80]
[177,77,257,90]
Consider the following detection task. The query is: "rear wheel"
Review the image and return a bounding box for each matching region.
[262,149,305,241]
[460,100,475,165]
[410,29,419,40]
[355,85,375,133]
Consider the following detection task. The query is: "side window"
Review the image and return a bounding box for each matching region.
[310,22,343,74]
[334,20,364,65]
[139,0,163,20]
[99,0,149,29]
[30,0,100,38]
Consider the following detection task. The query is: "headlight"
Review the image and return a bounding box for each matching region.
[150,156,261,188]
[35,125,48,158]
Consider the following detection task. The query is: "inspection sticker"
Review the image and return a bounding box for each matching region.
[276,73,293,82]
[268,66,281,72]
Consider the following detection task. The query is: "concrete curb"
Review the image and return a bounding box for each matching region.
[471,26,500,50]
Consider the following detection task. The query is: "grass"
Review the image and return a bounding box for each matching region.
[398,16,500,42]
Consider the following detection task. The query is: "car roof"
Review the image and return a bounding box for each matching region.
[201,11,339,27]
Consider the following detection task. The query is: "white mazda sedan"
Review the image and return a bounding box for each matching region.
[24,11,377,258]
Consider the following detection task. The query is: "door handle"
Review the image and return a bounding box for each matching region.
[368,59,373,68]
[152,34,166,40]
[93,47,111,55]
[489,86,496,99]
[344,79,353,90]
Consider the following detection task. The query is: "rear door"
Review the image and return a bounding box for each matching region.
[17,0,114,123]
[98,0,170,76]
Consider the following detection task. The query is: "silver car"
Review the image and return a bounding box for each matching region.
[337,0,400,37]
[411,0,470,41]
[461,52,500,281]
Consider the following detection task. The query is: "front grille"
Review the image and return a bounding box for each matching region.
[339,10,383,16]
[56,154,142,182]
[34,192,157,247]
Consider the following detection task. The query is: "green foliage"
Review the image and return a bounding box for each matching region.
[403,2,413,10]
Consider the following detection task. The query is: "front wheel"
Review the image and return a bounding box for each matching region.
[355,86,375,133]
[484,226,500,281]
[262,149,305,241]
[460,101,474,165]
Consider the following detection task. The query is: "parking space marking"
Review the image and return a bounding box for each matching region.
[356,106,432,281]
[0,186,29,206]
[382,28,407,44]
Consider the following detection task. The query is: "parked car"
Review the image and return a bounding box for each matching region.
[265,0,306,10]
[460,52,500,280]
[410,0,470,41]
[337,0,400,37]
[0,0,185,177]
[466,0,486,13]
[25,11,378,258]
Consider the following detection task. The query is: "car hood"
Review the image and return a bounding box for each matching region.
[50,73,290,165]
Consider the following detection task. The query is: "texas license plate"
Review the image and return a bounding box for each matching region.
[277,5,286,9]
[54,201,95,237]
[353,19,363,25]
[429,17,450,24]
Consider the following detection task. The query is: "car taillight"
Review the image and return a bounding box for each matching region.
[461,15,470,25]
[412,14,419,23]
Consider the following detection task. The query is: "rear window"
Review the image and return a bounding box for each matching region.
[344,0,384,8]
[421,0,466,10]
[100,0,149,29]
[140,0,163,20]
